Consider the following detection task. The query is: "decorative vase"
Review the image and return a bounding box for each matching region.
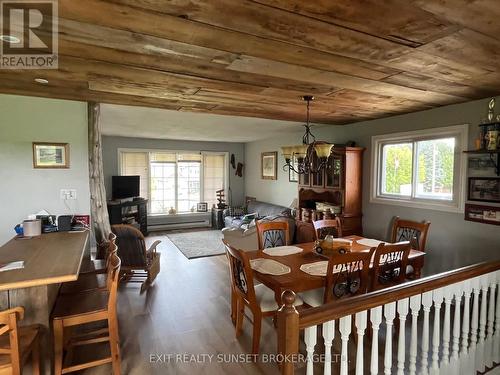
[168,207,177,215]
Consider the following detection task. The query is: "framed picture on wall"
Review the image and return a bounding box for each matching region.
[261,151,277,180]
[32,142,70,169]
[197,202,208,212]
[468,177,500,203]
[289,155,299,182]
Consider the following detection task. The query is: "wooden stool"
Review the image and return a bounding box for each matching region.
[0,307,41,375]
[52,254,121,374]
[59,242,118,295]
[80,232,117,274]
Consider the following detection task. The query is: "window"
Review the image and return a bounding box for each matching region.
[371,125,468,212]
[119,149,228,214]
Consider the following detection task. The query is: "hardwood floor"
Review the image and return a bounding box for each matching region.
[83,232,281,374]
[78,231,461,375]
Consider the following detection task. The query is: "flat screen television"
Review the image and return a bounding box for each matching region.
[112,175,140,199]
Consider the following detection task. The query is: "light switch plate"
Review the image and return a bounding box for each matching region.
[60,189,77,200]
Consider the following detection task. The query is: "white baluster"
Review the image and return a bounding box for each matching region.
[370,306,383,375]
[420,291,433,375]
[322,320,335,375]
[355,311,367,375]
[384,302,396,375]
[450,282,463,374]
[476,274,489,372]
[397,298,409,375]
[339,315,352,375]
[409,294,421,375]
[494,270,500,365]
[430,287,443,374]
[304,325,317,375]
[460,279,472,375]
[469,276,480,374]
[486,272,496,369]
[440,284,454,373]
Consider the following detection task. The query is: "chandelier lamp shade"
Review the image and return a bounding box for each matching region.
[281,96,334,175]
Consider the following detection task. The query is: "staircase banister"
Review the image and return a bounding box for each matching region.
[297,260,500,330]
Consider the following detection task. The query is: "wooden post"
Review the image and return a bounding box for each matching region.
[277,290,300,375]
[88,102,112,253]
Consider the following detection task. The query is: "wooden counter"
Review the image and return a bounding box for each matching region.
[0,231,89,291]
[0,231,89,374]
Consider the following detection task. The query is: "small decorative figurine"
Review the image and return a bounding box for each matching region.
[487,98,495,122]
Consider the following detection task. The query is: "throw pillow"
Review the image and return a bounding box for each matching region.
[241,213,258,225]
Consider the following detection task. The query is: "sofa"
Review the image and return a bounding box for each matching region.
[221,200,295,251]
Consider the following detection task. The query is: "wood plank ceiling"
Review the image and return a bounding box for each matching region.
[1,0,500,124]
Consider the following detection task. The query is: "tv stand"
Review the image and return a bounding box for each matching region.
[107,198,148,236]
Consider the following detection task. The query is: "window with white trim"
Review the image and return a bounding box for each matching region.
[119,150,228,214]
[371,125,468,212]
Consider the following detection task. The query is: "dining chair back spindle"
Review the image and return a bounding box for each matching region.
[391,217,431,252]
[371,242,411,290]
[300,249,374,307]
[256,221,290,250]
[313,218,343,240]
[324,249,374,303]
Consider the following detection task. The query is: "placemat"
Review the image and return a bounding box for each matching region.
[250,258,291,275]
[263,246,303,256]
[300,261,328,276]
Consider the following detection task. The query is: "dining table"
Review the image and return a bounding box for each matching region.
[246,235,425,304]
[0,230,90,374]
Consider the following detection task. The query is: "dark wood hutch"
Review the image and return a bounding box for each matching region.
[295,147,364,242]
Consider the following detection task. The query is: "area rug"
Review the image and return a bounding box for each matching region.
[167,230,225,259]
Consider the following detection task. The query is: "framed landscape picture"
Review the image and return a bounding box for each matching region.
[32,142,69,169]
[261,151,277,180]
[468,177,500,203]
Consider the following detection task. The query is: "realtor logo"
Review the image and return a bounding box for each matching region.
[0,0,58,69]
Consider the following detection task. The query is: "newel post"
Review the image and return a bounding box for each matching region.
[277,290,300,375]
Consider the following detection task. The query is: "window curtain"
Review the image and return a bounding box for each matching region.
[88,102,111,251]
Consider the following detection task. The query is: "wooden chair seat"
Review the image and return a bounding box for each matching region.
[52,291,109,321]
[59,273,107,295]
[0,324,41,369]
[80,258,107,274]
[255,284,303,312]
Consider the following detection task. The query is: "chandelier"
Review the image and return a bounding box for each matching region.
[281,96,334,175]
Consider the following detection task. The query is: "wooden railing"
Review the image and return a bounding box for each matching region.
[277,260,500,375]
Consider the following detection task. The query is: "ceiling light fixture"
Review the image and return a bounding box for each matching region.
[0,35,20,44]
[281,95,334,175]
[34,78,49,84]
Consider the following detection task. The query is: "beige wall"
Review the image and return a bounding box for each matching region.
[0,94,90,245]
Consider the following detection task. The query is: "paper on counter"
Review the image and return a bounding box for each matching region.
[0,261,24,272]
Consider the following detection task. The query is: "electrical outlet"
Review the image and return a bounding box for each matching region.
[60,189,77,200]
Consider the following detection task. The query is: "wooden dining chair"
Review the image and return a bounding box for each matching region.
[391,217,431,252]
[223,240,302,354]
[59,242,118,295]
[313,217,343,240]
[81,232,117,274]
[255,221,290,250]
[371,242,411,291]
[52,253,122,375]
[300,249,374,307]
[0,307,41,375]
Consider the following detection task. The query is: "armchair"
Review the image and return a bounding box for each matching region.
[111,224,161,293]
